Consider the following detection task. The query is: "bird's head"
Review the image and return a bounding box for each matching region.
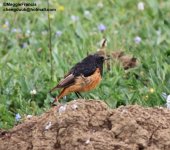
[94,50,110,63]
[94,38,110,63]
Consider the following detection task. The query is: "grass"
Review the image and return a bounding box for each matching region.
[0,0,170,129]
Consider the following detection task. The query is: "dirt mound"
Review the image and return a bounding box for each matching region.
[1,100,170,150]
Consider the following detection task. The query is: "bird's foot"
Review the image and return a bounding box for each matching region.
[51,98,60,107]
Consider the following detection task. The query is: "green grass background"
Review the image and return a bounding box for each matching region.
[0,0,170,129]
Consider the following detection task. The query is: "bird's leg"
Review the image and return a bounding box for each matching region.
[51,98,60,106]
[77,92,83,98]
[75,92,80,98]
[75,92,83,99]
[51,88,68,106]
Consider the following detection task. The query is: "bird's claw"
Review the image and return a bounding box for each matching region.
[51,98,60,106]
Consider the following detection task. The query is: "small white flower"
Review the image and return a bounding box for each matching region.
[71,104,78,110]
[45,122,52,130]
[71,15,79,22]
[156,30,161,36]
[85,139,90,144]
[138,2,145,11]
[30,89,37,95]
[134,36,142,44]
[97,2,103,8]
[27,115,32,119]
[166,95,170,109]
[41,30,48,35]
[25,29,31,37]
[58,105,67,114]
[26,29,30,34]
[84,10,92,18]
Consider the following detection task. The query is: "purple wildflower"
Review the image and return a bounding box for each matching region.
[98,24,106,32]
[134,36,142,44]
[15,113,21,121]
[56,31,62,37]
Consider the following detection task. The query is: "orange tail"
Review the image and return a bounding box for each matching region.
[52,88,70,104]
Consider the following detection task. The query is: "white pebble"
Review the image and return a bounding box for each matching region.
[71,104,78,110]
[45,122,52,130]
[121,109,129,115]
[58,105,67,114]
[26,115,32,119]
[85,139,90,144]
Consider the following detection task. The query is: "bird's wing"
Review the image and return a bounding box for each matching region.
[49,74,75,92]
[57,73,75,88]
[71,55,97,77]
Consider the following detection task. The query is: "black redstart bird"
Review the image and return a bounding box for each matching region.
[50,39,108,104]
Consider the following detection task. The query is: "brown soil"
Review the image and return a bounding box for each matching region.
[1,99,170,150]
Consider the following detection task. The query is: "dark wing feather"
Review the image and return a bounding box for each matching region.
[50,74,75,92]
[57,74,75,88]
[69,55,97,77]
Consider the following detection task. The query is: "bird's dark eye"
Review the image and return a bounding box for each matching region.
[100,56,104,59]
[95,54,105,62]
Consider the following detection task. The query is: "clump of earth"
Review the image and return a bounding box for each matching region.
[1,99,170,150]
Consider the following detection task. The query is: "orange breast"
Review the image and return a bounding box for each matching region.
[76,68,102,92]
